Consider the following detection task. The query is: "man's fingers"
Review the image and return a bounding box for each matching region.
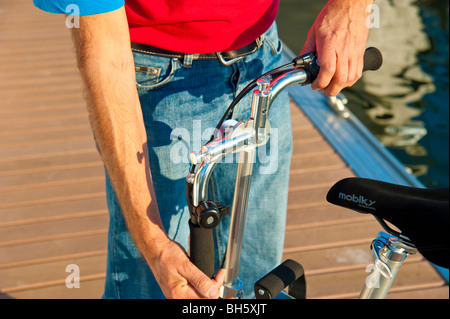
[191,272,221,299]
[315,50,366,97]
[189,268,226,299]
[344,49,364,88]
[155,241,222,299]
[180,263,224,299]
[312,49,337,92]
[322,52,349,96]
[213,268,226,286]
[349,54,364,86]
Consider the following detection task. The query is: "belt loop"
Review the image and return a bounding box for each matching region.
[183,54,194,68]
[256,35,264,49]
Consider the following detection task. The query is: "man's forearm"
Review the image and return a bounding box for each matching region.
[72,9,169,263]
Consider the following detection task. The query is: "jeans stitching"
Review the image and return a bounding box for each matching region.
[136,58,179,91]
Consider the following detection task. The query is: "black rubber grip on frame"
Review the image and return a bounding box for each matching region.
[189,220,215,278]
[254,259,306,299]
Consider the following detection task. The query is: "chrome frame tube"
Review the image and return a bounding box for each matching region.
[221,149,255,298]
[220,68,310,298]
[191,161,218,207]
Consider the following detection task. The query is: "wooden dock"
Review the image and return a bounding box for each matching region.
[0,0,447,299]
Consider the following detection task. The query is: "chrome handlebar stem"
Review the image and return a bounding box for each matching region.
[187,67,309,212]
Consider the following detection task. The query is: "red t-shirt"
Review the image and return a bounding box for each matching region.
[125,0,279,54]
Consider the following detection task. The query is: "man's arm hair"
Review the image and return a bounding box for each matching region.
[71,7,168,260]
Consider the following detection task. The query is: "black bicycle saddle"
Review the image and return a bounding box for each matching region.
[326,177,449,268]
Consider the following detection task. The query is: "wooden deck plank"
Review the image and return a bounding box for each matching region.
[0,198,107,225]
[0,149,100,172]
[0,166,104,193]
[0,215,108,244]
[0,232,108,266]
[0,0,447,299]
[0,140,98,161]
[0,180,104,206]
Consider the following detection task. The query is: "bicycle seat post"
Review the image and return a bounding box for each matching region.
[360,231,417,299]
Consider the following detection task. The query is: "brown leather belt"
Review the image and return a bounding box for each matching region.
[131,37,263,65]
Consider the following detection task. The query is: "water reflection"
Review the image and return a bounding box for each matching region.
[352,0,432,146]
[343,0,449,186]
[277,0,449,188]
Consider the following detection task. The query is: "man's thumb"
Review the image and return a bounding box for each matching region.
[190,270,221,299]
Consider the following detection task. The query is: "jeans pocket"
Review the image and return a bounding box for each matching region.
[135,57,179,91]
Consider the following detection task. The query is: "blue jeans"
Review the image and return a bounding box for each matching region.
[103,23,293,299]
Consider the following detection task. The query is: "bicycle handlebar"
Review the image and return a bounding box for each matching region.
[187,47,384,287]
[293,46,383,85]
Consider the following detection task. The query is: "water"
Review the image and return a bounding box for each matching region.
[277,0,449,189]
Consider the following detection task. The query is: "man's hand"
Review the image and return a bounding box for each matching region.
[300,0,373,96]
[148,238,225,299]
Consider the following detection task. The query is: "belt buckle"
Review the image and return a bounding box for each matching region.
[215,52,244,66]
[216,37,263,66]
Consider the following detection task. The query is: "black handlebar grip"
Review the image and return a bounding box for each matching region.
[189,220,215,278]
[362,47,383,72]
